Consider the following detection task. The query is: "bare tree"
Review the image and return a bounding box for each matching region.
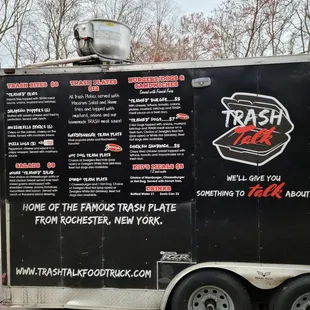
[205,0,300,59]
[40,0,83,60]
[2,0,33,67]
[259,0,296,56]
[208,2,250,58]
[18,19,53,64]
[179,13,218,60]
[0,0,33,43]
[291,0,310,53]
[138,21,178,62]
[1,0,308,67]
[148,0,179,61]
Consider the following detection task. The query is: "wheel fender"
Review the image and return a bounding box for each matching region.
[160,262,310,310]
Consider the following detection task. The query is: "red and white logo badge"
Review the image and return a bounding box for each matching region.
[212,92,294,166]
[176,113,190,120]
[105,143,123,152]
[38,139,54,146]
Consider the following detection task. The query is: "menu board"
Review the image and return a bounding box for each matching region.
[3,70,194,288]
[4,71,194,203]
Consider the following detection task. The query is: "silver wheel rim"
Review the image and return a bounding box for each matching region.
[292,293,310,310]
[188,285,235,310]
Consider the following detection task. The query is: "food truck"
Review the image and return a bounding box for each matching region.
[0,19,310,310]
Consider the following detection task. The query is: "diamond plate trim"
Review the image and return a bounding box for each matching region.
[3,286,164,309]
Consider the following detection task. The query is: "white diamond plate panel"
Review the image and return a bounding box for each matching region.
[2,286,163,309]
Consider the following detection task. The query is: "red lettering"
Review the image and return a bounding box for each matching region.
[234,125,275,146]
[259,126,276,145]
[175,163,184,170]
[242,135,252,145]
[88,85,99,92]
[248,182,286,199]
[70,80,92,86]
[29,82,48,88]
[132,164,150,170]
[234,125,255,145]
[145,186,172,192]
[151,164,174,170]
[93,79,118,86]
[7,83,28,89]
[15,162,41,169]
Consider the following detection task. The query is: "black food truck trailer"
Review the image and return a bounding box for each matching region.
[0,19,310,310]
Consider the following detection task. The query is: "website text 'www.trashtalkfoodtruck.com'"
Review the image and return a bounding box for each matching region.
[16,267,152,278]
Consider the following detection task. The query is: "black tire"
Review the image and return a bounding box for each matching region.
[269,275,310,310]
[171,269,252,310]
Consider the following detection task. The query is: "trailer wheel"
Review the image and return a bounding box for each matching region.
[171,270,251,310]
[269,275,310,310]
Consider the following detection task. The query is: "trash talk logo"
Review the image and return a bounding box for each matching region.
[212,92,294,166]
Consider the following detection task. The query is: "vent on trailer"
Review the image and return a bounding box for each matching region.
[23,19,133,68]
[73,19,132,64]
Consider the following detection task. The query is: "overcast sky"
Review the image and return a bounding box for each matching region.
[179,0,222,14]
[0,0,223,67]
